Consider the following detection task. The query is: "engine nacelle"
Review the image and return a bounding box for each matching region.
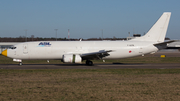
[62,54,82,63]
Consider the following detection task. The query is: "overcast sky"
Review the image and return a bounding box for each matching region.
[0,0,180,39]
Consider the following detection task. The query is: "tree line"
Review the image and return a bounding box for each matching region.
[0,36,126,42]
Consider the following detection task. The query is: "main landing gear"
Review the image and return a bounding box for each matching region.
[86,60,93,66]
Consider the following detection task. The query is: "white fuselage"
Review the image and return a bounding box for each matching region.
[1,12,171,65]
[7,40,158,60]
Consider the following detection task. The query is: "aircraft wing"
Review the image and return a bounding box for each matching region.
[80,50,113,60]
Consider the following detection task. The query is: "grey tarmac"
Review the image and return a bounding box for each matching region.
[0,63,180,69]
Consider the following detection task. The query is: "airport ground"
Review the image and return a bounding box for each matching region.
[0,50,180,100]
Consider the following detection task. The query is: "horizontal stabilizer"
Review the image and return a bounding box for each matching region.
[153,40,175,45]
[153,40,175,50]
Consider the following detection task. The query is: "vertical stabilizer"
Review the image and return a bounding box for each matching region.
[131,12,171,43]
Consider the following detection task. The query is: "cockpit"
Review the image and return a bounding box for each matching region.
[9,46,16,49]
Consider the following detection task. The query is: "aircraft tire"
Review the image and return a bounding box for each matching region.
[19,62,22,66]
[86,60,93,66]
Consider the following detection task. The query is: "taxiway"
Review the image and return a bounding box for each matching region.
[0,63,180,69]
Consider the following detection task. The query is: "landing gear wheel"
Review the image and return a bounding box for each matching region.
[86,60,93,66]
[19,62,22,66]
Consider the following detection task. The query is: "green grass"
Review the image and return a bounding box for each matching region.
[1,54,180,100]
[0,69,180,101]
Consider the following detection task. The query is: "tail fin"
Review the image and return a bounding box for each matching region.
[131,12,171,43]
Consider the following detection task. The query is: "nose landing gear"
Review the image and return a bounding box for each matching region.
[19,62,22,66]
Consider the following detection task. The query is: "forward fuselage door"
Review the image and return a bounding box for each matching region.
[14,49,16,55]
[23,44,28,54]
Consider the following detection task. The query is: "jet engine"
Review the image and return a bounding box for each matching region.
[62,54,82,63]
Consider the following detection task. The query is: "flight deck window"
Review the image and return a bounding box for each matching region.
[10,47,16,49]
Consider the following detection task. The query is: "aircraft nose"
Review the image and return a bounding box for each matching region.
[1,49,7,57]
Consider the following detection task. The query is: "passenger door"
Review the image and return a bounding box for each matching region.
[23,44,28,54]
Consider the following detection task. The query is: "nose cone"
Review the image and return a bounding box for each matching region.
[1,49,7,57]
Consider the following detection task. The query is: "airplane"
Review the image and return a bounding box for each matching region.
[1,12,173,66]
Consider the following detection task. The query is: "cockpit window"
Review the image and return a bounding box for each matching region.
[9,46,16,49]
